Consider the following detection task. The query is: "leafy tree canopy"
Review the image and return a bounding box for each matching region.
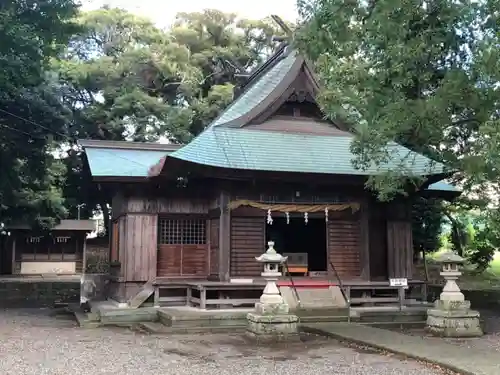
[55,8,284,231]
[297,0,500,203]
[0,0,79,229]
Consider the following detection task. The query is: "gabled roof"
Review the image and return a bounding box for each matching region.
[210,49,302,128]
[162,126,445,176]
[78,140,181,178]
[148,48,448,178]
[79,46,455,188]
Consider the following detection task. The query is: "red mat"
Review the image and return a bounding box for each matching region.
[277,280,337,288]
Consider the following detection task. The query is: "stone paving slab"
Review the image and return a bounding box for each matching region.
[303,322,500,375]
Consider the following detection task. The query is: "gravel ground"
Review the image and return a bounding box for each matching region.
[0,308,451,375]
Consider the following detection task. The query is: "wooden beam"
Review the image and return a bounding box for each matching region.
[218,191,231,281]
[359,197,371,280]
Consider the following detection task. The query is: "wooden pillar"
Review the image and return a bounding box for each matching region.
[82,235,88,274]
[386,200,413,279]
[218,191,231,281]
[359,198,371,280]
[11,236,16,275]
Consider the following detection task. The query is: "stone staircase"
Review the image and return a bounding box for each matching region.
[135,308,249,334]
[279,285,347,309]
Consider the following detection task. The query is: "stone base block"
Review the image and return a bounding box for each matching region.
[246,312,299,342]
[254,302,290,315]
[434,299,471,311]
[426,308,483,337]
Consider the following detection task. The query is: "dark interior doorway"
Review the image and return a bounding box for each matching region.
[0,236,13,275]
[266,216,327,272]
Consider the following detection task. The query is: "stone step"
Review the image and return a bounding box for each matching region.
[135,321,247,335]
[98,307,158,325]
[74,310,101,328]
[158,309,249,328]
[280,286,347,309]
[298,315,350,323]
[367,321,426,329]
[357,311,427,323]
[295,307,350,317]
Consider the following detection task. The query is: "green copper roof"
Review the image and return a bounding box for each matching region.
[427,181,460,192]
[85,148,168,177]
[168,127,445,176]
[211,51,298,127]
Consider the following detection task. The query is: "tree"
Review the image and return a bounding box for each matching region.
[412,197,444,259]
[297,0,500,267]
[297,0,500,199]
[0,0,79,229]
[55,8,284,232]
[446,207,500,271]
[57,8,283,143]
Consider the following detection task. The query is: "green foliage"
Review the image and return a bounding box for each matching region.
[443,206,500,270]
[412,197,445,257]
[0,0,79,229]
[298,0,500,271]
[297,0,500,202]
[58,8,283,143]
[53,8,283,232]
[449,215,472,256]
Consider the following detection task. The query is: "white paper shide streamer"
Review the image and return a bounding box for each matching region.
[267,209,273,225]
[304,212,308,224]
[285,211,290,224]
[325,207,329,222]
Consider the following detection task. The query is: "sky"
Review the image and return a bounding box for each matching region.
[81,0,300,26]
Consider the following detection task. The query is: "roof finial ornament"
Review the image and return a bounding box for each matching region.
[270,15,294,55]
[271,15,293,41]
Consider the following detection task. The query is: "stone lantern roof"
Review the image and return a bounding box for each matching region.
[434,251,464,264]
[255,241,288,263]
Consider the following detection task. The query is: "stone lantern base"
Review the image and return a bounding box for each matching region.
[246,302,300,342]
[426,300,483,337]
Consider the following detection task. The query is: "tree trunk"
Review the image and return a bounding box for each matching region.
[101,203,110,237]
[422,249,430,283]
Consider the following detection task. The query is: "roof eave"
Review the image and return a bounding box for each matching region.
[78,139,183,152]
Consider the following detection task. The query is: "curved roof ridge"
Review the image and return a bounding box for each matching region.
[208,49,302,128]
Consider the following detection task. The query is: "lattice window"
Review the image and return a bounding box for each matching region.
[158,218,206,245]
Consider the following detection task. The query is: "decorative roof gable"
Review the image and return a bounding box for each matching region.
[210,48,303,128]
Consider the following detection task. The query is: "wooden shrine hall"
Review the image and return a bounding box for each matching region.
[79,44,459,309]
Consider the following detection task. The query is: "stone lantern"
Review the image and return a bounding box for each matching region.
[246,241,299,341]
[426,251,483,337]
[436,251,465,303]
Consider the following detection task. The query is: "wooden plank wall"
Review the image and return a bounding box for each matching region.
[127,197,209,214]
[230,217,265,277]
[386,221,413,278]
[209,219,219,276]
[328,219,361,278]
[157,244,208,276]
[121,214,158,281]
